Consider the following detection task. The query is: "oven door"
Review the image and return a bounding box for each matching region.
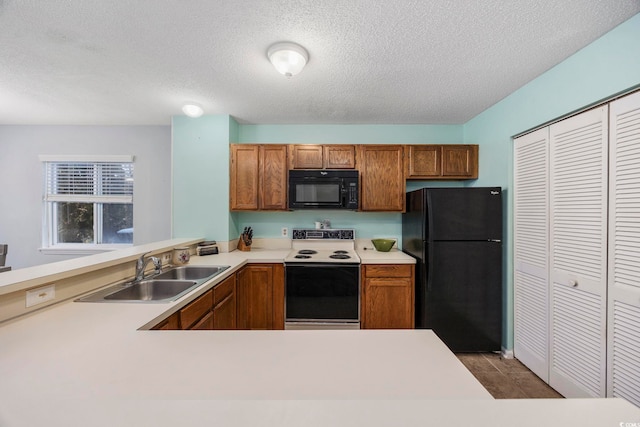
[285,263,360,327]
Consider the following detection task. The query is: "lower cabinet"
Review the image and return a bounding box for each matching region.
[154,262,417,331]
[237,263,284,330]
[213,274,236,329]
[151,274,237,330]
[361,264,415,329]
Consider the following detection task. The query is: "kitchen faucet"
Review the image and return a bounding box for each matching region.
[134,252,162,281]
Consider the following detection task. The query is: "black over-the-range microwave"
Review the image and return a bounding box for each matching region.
[288,169,359,210]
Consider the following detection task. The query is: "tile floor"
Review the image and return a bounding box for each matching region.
[456,353,563,399]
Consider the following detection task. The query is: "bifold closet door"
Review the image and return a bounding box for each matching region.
[513,127,550,382]
[549,106,608,398]
[608,91,640,406]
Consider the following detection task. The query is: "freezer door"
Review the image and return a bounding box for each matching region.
[427,241,502,352]
[426,187,502,241]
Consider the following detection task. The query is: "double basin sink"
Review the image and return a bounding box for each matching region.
[76,265,230,303]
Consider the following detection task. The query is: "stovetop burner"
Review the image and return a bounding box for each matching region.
[284,228,360,264]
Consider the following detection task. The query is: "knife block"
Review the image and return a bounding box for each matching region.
[237,238,251,252]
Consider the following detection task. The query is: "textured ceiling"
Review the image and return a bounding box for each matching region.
[0,1,638,125]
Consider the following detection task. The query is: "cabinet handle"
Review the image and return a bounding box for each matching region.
[570,280,578,288]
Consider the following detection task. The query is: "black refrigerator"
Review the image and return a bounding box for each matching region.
[402,187,502,352]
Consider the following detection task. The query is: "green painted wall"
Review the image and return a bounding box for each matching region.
[463,13,640,351]
[234,124,465,239]
[172,115,233,241]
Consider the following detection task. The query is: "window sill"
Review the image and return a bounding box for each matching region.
[39,245,132,256]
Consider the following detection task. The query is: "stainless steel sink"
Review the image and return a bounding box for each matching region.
[103,279,198,301]
[154,266,228,281]
[75,264,230,303]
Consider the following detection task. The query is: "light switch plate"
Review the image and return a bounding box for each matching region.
[26,284,55,308]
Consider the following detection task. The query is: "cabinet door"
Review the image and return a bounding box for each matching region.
[549,106,608,398]
[237,264,274,330]
[213,274,237,329]
[442,145,478,178]
[361,265,414,329]
[405,145,441,178]
[324,145,356,169]
[513,127,550,382]
[607,91,640,406]
[271,263,285,330]
[260,145,288,210]
[363,276,413,329]
[230,144,260,210]
[191,311,214,330]
[358,145,405,212]
[290,145,324,169]
[213,293,236,330]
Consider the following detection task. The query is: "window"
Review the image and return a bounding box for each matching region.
[41,155,134,251]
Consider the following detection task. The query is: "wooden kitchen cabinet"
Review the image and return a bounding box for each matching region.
[405,144,478,179]
[230,144,288,211]
[212,274,236,330]
[357,145,405,212]
[180,289,214,329]
[289,144,356,169]
[151,274,238,330]
[361,264,415,329]
[236,263,285,330]
[151,312,180,330]
[260,145,288,210]
[191,310,214,330]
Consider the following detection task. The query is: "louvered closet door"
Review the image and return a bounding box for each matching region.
[549,106,608,398]
[513,127,550,382]
[608,91,640,407]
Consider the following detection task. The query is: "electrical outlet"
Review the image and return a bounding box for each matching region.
[282,227,288,237]
[161,253,172,264]
[26,284,55,308]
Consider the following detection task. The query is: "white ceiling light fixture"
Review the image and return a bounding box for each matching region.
[267,42,309,77]
[182,103,204,118]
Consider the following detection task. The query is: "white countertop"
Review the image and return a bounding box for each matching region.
[357,247,415,264]
[2,398,639,427]
[1,246,638,425]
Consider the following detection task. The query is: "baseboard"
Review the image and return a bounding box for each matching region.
[501,347,514,359]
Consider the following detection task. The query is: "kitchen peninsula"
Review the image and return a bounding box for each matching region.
[1,241,639,425]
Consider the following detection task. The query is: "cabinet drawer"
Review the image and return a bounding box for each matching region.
[214,275,235,305]
[364,264,413,278]
[180,290,213,329]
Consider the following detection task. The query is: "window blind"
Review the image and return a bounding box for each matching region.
[45,162,134,203]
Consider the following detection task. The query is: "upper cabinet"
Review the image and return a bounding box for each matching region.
[230,144,288,211]
[231,143,479,212]
[405,144,478,179]
[289,144,356,169]
[357,145,405,212]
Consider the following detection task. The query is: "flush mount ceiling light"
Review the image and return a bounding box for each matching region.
[267,42,309,77]
[182,103,204,118]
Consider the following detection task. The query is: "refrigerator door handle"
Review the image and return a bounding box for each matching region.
[426,248,433,292]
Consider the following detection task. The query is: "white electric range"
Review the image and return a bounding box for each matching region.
[284,229,361,329]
